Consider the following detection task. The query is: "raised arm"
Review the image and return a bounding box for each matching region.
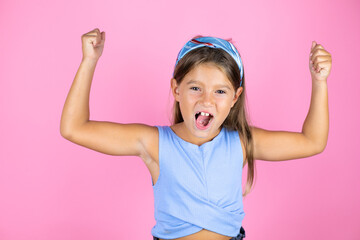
[252,41,332,161]
[60,28,157,159]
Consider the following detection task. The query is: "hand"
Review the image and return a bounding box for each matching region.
[309,41,332,82]
[81,28,106,62]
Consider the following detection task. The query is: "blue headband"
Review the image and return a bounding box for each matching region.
[174,36,244,86]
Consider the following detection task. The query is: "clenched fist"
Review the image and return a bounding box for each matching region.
[309,41,332,82]
[81,28,106,61]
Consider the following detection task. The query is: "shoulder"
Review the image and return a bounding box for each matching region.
[138,124,177,166]
[139,124,159,138]
[138,125,159,165]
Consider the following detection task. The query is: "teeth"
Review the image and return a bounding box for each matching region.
[199,112,211,116]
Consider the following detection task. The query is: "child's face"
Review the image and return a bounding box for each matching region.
[172,62,243,141]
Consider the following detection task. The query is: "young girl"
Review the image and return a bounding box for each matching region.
[60,28,332,240]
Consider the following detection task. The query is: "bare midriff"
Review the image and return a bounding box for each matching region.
[158,228,232,240]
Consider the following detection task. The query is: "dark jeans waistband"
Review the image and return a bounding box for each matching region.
[153,226,246,240]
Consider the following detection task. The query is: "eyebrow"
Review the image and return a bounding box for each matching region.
[186,80,232,91]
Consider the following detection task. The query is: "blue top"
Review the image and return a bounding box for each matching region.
[151,126,245,239]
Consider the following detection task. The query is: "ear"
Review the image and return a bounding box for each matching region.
[231,87,243,108]
[171,78,180,102]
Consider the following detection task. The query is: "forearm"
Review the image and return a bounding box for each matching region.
[60,58,98,136]
[301,79,329,152]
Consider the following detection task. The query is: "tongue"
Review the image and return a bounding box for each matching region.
[196,115,211,127]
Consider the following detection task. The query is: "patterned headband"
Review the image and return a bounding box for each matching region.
[174,36,244,86]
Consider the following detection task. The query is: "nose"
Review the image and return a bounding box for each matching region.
[200,91,215,107]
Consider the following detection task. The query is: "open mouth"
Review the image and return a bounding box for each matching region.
[195,111,214,130]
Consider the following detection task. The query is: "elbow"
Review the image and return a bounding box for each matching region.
[314,141,327,155]
[60,119,71,139]
[60,130,70,140]
[60,121,84,140]
[303,133,328,156]
[60,126,73,140]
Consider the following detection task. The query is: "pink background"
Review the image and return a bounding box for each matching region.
[0,0,359,239]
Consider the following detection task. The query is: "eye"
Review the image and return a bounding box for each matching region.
[216,90,226,94]
[190,87,200,91]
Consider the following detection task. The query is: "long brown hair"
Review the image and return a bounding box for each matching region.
[172,36,256,197]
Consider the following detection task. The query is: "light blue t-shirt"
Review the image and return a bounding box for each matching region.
[151,125,245,239]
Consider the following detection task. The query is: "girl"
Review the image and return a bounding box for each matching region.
[60,28,332,240]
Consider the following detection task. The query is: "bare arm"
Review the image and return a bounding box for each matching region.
[60,28,105,134]
[60,58,96,135]
[251,41,331,161]
[60,29,157,158]
[301,80,329,152]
